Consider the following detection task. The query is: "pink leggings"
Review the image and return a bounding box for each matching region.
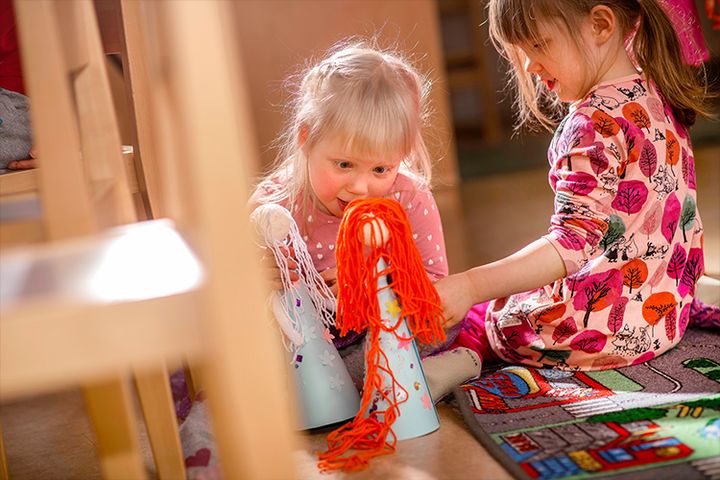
[450,301,500,364]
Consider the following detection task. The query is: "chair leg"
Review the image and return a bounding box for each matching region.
[184,364,203,400]
[83,378,147,480]
[0,422,9,480]
[134,369,186,480]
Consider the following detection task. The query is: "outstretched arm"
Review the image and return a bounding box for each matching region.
[435,238,566,328]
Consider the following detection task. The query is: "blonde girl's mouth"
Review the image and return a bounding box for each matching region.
[337,199,349,211]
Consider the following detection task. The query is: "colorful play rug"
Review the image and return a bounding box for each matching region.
[452,328,720,480]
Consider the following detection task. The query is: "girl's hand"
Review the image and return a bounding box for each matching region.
[434,272,477,329]
[7,147,38,170]
[262,246,298,290]
[320,267,338,295]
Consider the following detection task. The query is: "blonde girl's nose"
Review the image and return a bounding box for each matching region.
[347,174,369,196]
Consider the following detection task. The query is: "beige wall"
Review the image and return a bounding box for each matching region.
[231,0,459,188]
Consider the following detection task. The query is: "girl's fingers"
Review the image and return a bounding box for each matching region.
[320,267,337,281]
[7,159,38,170]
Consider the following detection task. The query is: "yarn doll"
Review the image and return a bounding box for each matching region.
[318,198,447,472]
[251,204,359,429]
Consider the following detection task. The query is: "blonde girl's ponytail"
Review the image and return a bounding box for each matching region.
[632,0,715,128]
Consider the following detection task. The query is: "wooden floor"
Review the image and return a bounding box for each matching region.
[1,146,717,479]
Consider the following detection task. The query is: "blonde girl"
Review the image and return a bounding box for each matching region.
[253,41,448,293]
[253,41,482,398]
[437,0,716,371]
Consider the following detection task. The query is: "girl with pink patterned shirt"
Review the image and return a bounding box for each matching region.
[436,0,717,372]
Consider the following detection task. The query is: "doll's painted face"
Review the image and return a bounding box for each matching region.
[305,135,403,218]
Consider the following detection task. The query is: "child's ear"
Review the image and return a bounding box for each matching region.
[298,125,309,148]
[589,5,615,44]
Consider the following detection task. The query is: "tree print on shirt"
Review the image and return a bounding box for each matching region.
[679,195,697,243]
[661,192,681,243]
[608,296,629,333]
[678,302,692,337]
[614,116,644,178]
[622,102,652,133]
[681,148,697,190]
[556,114,595,171]
[666,244,687,286]
[552,317,578,345]
[639,201,662,239]
[570,329,608,353]
[621,258,648,293]
[665,130,680,173]
[612,180,648,215]
[639,139,658,178]
[588,142,609,175]
[665,306,677,341]
[678,248,704,297]
[535,303,567,324]
[600,214,626,251]
[573,269,623,328]
[592,110,620,138]
[642,291,678,336]
[646,97,664,122]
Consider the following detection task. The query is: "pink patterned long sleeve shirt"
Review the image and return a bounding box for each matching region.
[484,74,704,370]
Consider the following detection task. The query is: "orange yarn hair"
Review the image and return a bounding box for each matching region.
[317,198,446,472]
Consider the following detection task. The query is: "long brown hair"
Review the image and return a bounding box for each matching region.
[487,0,713,132]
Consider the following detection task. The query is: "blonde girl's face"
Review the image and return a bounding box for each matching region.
[519,19,595,102]
[305,135,403,218]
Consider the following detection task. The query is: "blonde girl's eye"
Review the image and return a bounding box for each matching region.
[373,166,389,174]
[336,160,352,169]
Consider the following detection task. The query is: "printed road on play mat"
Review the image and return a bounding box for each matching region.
[452,329,720,480]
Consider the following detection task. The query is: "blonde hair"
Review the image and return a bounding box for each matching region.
[487,0,713,132]
[255,40,433,213]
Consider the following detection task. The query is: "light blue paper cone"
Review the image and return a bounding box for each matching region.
[287,281,360,430]
[364,257,440,440]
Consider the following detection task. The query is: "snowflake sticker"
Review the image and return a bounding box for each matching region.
[329,374,345,391]
[319,349,336,366]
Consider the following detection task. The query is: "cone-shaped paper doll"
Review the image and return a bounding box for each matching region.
[318,198,446,472]
[251,204,360,430]
[369,255,439,440]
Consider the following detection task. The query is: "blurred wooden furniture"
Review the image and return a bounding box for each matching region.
[1,1,298,479]
[437,0,501,142]
[0,146,139,247]
[2,0,181,478]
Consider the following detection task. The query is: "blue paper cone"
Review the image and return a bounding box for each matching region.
[364,257,440,440]
[287,281,360,430]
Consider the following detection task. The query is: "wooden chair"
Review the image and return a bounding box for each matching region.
[1,1,184,478]
[2,1,299,478]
